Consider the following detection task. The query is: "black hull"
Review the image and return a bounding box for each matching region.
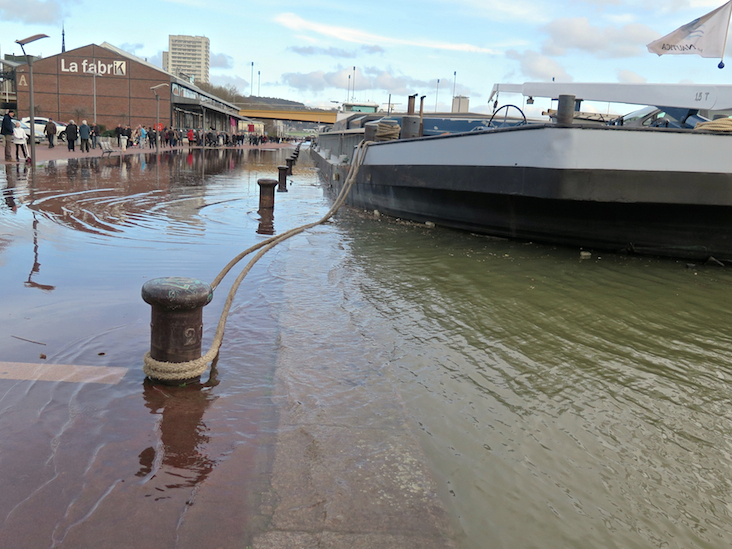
[349,164,732,261]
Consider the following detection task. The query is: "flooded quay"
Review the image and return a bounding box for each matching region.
[1,147,732,548]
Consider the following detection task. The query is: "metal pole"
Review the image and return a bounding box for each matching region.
[150,83,169,153]
[14,35,48,164]
[28,54,35,165]
[352,66,356,101]
[435,79,440,112]
[258,70,260,97]
[155,92,159,153]
[93,72,97,123]
[250,62,254,96]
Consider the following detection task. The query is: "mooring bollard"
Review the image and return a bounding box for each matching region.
[556,94,576,127]
[277,165,288,192]
[257,208,275,235]
[258,178,278,210]
[141,277,213,381]
[286,157,294,176]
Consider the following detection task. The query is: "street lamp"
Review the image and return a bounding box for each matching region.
[86,66,99,126]
[15,33,48,166]
[150,83,169,153]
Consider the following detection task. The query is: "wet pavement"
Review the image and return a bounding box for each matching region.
[0,144,457,548]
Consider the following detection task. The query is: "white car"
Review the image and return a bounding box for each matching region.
[22,116,67,138]
[12,119,44,144]
[21,116,67,140]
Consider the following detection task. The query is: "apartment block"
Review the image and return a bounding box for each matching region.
[162,35,210,84]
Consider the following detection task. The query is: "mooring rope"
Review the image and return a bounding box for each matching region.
[375,122,401,141]
[143,140,371,381]
[694,118,732,132]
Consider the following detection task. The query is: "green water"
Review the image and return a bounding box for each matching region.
[324,213,732,549]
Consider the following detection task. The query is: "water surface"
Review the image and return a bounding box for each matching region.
[1,149,731,548]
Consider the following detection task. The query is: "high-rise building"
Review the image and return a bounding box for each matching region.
[162,35,210,84]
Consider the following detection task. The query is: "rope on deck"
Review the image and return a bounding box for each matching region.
[694,118,732,132]
[375,122,401,141]
[143,141,371,381]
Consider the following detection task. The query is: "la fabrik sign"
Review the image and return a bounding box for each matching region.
[61,58,127,76]
[17,58,128,87]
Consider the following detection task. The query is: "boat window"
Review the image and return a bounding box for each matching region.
[621,106,657,123]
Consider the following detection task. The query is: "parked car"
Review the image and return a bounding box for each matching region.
[12,119,44,144]
[21,116,67,141]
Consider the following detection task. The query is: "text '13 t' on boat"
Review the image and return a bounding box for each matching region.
[312,82,732,263]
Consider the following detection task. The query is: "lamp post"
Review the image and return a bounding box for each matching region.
[15,33,48,166]
[150,83,170,153]
[86,66,99,124]
[435,79,440,112]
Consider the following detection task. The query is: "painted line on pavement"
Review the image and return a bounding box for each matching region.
[0,362,128,385]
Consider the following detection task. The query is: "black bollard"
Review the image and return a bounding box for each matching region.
[258,178,278,210]
[277,166,288,192]
[141,277,213,379]
[257,208,275,235]
[286,158,294,176]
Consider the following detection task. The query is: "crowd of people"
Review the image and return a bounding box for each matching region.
[1,108,304,161]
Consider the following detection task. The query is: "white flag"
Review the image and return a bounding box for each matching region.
[647,1,732,58]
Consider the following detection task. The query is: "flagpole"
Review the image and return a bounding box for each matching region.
[720,0,732,68]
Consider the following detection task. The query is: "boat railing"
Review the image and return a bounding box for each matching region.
[314,128,365,160]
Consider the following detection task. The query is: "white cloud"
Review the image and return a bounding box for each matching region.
[506,50,573,81]
[617,69,647,83]
[440,0,551,23]
[0,0,72,24]
[280,65,439,97]
[542,17,657,58]
[274,13,499,54]
[210,75,250,94]
[211,53,234,69]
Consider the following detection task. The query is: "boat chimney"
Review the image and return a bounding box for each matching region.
[407,94,417,115]
[556,94,575,127]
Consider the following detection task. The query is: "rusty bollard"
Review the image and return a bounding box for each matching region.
[277,166,288,192]
[258,178,278,210]
[257,208,275,235]
[286,157,294,176]
[141,277,213,382]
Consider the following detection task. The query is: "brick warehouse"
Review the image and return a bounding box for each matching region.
[14,43,244,133]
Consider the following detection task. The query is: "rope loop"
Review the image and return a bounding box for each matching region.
[143,141,371,381]
[694,118,732,132]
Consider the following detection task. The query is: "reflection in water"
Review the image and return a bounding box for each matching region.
[3,166,17,212]
[24,213,55,292]
[336,213,732,549]
[0,145,302,548]
[138,380,218,492]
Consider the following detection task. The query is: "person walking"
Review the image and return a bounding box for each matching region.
[79,120,91,152]
[45,118,57,148]
[2,109,15,161]
[66,120,78,152]
[91,121,99,149]
[12,121,28,162]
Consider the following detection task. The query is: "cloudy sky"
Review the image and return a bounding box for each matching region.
[1,0,731,115]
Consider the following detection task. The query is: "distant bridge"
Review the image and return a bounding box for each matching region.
[238,108,337,124]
